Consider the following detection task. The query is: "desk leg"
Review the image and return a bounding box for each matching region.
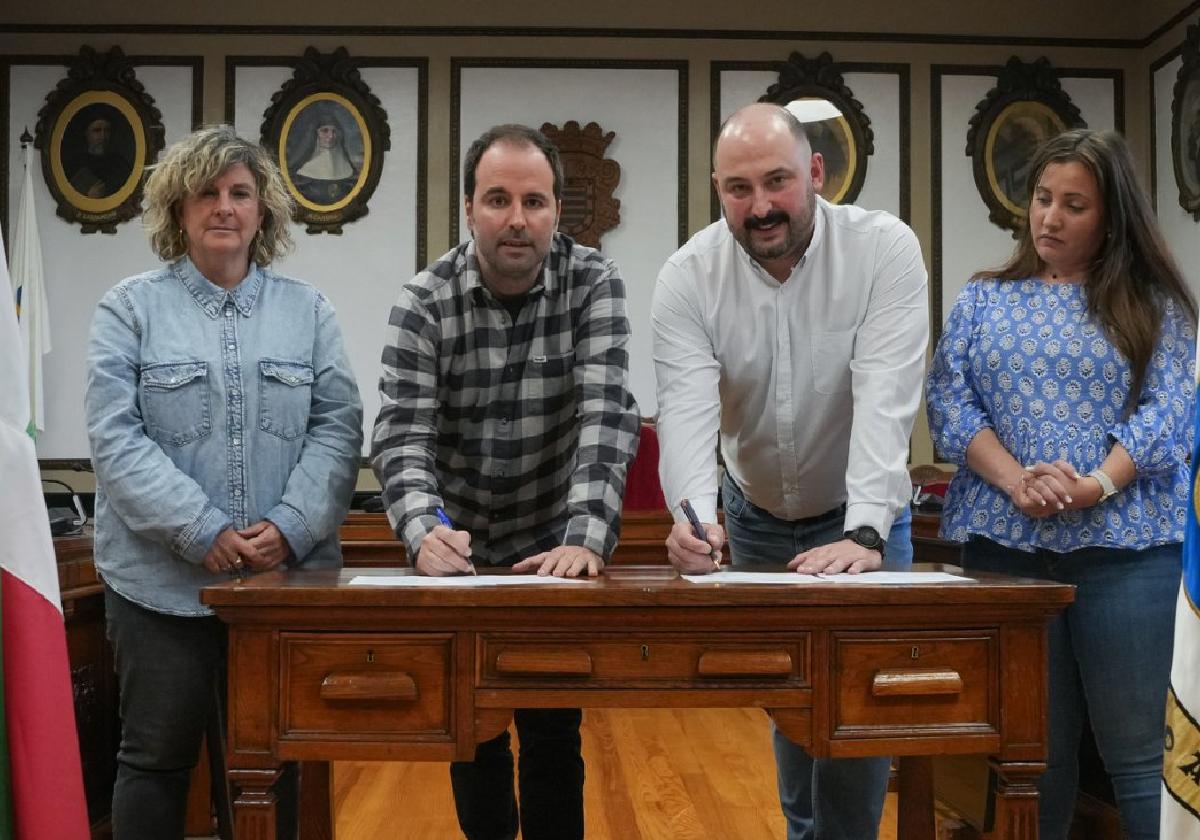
[988,760,1043,839]
[299,761,333,840]
[896,756,935,840]
[230,767,282,839]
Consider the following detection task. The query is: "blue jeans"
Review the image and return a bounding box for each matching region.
[722,476,911,840]
[962,538,1179,840]
[449,707,584,840]
[105,587,297,840]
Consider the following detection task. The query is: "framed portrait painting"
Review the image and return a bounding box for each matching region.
[34,46,165,234]
[1171,23,1200,221]
[759,52,873,206]
[967,57,1085,235]
[261,47,391,234]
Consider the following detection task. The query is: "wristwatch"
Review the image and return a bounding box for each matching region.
[844,526,885,559]
[1086,468,1118,503]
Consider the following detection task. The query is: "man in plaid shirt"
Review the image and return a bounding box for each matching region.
[371,124,639,840]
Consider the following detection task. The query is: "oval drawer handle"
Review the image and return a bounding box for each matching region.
[320,670,417,702]
[697,650,793,677]
[495,649,593,677]
[872,668,963,697]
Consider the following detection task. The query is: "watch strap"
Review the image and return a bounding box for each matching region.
[844,526,885,558]
[1087,468,1118,502]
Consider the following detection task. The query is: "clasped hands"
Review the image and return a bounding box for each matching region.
[416,525,603,577]
[666,521,881,575]
[202,521,291,575]
[1005,460,1103,518]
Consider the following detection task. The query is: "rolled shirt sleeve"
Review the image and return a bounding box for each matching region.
[843,223,930,537]
[926,282,994,466]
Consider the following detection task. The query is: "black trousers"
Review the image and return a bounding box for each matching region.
[105,587,298,840]
[449,707,584,840]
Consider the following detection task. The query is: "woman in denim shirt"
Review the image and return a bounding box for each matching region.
[927,130,1196,840]
[85,126,363,839]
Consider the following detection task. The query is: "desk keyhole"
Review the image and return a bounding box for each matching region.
[911,646,920,660]
[366,649,375,664]
[641,645,650,661]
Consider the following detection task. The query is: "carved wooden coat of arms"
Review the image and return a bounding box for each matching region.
[540,121,621,248]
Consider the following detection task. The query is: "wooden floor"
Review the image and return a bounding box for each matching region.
[333,708,900,839]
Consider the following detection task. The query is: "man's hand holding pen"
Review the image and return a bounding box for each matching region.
[415,508,476,576]
[666,500,725,574]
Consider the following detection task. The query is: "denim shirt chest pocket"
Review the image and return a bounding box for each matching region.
[140,361,212,446]
[259,359,314,440]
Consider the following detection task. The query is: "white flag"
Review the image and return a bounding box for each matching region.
[10,140,50,438]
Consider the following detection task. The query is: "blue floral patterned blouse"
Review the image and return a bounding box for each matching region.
[927,278,1195,553]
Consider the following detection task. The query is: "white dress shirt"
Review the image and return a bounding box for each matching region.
[651,197,928,536]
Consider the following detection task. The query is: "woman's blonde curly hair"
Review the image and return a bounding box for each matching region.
[143,125,294,266]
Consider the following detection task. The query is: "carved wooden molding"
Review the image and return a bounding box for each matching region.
[540,120,621,249]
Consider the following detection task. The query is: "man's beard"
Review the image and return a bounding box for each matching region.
[732,190,815,264]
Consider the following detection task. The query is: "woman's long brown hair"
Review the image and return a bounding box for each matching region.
[977,129,1197,416]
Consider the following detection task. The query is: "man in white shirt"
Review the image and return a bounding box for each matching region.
[651,102,928,839]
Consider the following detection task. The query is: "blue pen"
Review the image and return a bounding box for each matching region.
[680,498,721,571]
[435,507,476,575]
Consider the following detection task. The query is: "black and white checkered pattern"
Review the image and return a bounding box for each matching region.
[371,233,640,566]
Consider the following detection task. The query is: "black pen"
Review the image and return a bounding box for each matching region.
[436,507,476,575]
[680,498,721,571]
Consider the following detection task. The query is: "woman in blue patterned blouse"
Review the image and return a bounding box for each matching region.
[928,129,1197,840]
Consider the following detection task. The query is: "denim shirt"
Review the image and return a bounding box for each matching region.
[86,258,363,616]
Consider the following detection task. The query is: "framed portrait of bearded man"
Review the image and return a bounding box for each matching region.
[34,46,166,234]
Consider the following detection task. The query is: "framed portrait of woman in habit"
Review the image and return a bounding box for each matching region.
[260,47,391,234]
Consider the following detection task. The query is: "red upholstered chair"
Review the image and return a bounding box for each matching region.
[623,421,667,512]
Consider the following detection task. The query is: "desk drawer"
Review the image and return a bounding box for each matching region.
[479,633,809,687]
[280,633,453,741]
[831,632,998,737]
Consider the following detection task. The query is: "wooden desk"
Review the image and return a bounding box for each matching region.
[340,509,679,567]
[54,531,119,840]
[202,566,1072,839]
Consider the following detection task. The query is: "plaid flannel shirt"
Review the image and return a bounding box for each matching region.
[371,233,640,566]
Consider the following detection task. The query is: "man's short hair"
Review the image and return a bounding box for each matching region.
[463,124,564,201]
[713,104,811,161]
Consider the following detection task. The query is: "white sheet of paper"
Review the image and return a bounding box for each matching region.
[348,574,594,587]
[682,571,971,585]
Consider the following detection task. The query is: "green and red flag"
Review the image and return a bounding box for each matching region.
[0,206,88,838]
